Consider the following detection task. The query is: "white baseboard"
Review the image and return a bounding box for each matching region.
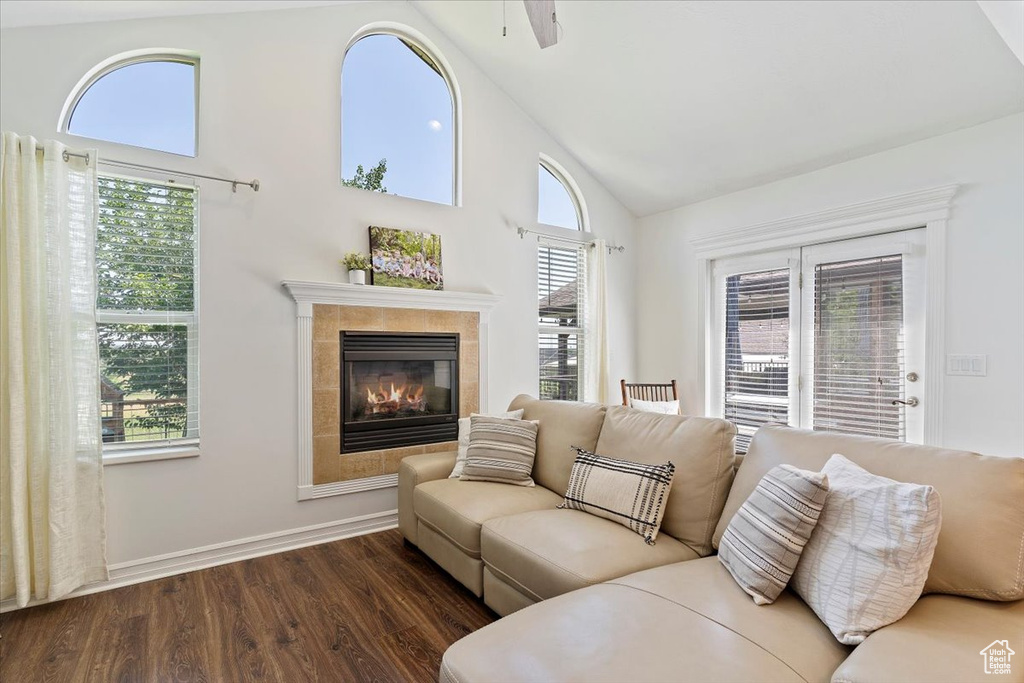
[0,509,398,613]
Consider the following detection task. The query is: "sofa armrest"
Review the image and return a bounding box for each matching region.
[831,595,1024,683]
[398,451,457,545]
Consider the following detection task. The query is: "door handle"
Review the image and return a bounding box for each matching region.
[891,397,919,408]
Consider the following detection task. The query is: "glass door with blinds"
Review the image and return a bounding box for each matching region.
[800,231,925,444]
[709,229,926,452]
[710,251,801,453]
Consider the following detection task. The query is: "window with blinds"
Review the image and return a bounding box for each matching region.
[723,268,791,453]
[96,175,199,448]
[812,255,904,440]
[538,242,586,401]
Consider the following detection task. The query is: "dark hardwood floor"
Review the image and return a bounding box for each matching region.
[0,529,496,682]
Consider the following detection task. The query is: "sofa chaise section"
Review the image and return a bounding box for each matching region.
[441,556,849,683]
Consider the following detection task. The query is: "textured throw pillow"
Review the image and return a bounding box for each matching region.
[791,454,942,645]
[628,397,680,415]
[460,416,539,486]
[449,409,525,479]
[559,447,675,544]
[719,464,830,605]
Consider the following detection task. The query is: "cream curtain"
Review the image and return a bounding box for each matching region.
[1,133,107,608]
[585,239,610,403]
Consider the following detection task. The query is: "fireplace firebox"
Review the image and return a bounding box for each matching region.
[341,332,459,453]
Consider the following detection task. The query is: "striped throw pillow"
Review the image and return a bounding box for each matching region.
[558,447,675,545]
[449,409,525,479]
[719,464,830,606]
[460,416,539,486]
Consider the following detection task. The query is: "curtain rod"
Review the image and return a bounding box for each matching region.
[516,226,625,253]
[32,147,260,192]
[28,146,90,163]
[99,159,260,193]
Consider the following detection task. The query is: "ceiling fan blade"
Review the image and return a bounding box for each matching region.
[524,0,558,49]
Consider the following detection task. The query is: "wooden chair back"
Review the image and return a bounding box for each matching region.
[620,379,678,406]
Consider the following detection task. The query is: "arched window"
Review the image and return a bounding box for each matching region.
[60,51,199,156]
[342,27,458,205]
[538,156,586,230]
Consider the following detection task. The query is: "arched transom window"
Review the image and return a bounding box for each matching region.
[538,157,586,230]
[342,29,457,205]
[61,51,199,157]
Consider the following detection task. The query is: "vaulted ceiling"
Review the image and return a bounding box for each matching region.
[414,1,1024,215]
[0,1,358,28]
[3,1,1021,217]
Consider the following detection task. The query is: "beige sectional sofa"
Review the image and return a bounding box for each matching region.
[398,396,1024,683]
[398,395,736,611]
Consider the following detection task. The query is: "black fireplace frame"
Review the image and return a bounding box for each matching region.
[340,331,460,453]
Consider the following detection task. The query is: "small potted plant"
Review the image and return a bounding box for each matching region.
[341,251,371,285]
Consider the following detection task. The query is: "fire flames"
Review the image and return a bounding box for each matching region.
[364,383,426,416]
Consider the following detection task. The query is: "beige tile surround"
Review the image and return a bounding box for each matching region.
[311,305,480,484]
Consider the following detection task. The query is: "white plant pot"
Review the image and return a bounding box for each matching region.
[348,269,367,285]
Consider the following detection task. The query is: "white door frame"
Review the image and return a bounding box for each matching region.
[693,184,956,447]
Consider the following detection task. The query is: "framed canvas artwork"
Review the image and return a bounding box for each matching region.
[369,226,444,290]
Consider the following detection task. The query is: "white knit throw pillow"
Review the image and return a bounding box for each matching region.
[791,454,942,645]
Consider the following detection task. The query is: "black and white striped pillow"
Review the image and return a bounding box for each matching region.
[558,447,675,545]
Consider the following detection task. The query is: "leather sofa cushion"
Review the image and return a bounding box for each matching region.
[413,479,562,558]
[480,509,699,601]
[612,558,851,682]
[594,406,736,555]
[507,395,607,495]
[830,595,1024,683]
[441,558,847,683]
[713,425,1024,601]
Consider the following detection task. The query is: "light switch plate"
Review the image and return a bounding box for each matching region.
[946,354,987,376]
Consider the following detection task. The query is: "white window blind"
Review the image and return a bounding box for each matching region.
[811,254,904,440]
[538,242,586,401]
[722,268,791,453]
[96,175,199,449]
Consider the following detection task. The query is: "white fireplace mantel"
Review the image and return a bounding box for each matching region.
[282,280,501,501]
[282,280,502,316]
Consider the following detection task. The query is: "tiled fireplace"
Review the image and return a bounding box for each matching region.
[312,305,478,485]
[340,332,460,453]
[283,281,499,500]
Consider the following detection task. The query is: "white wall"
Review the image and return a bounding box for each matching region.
[637,114,1024,457]
[0,2,637,565]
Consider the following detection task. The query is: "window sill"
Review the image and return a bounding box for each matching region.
[102,445,200,466]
